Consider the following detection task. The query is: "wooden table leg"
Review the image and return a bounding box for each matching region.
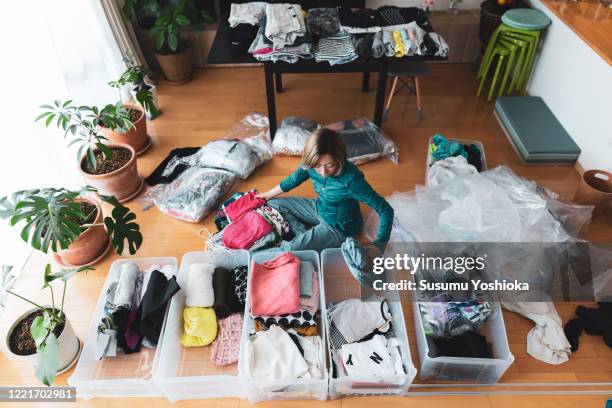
[264,62,277,138]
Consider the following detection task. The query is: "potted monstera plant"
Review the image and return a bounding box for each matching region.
[123,0,214,84]
[111,54,162,121]
[36,100,143,201]
[0,187,143,267]
[3,264,90,385]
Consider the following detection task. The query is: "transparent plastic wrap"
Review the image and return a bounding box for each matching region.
[196,140,261,180]
[325,117,399,165]
[144,168,236,223]
[223,112,273,168]
[272,116,320,156]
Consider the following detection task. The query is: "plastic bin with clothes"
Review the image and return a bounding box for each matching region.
[321,248,416,398]
[153,250,250,402]
[413,300,514,382]
[426,135,487,186]
[238,250,328,403]
[326,117,399,165]
[68,257,178,398]
[143,167,236,223]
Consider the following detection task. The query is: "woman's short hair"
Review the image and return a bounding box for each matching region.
[302,128,347,168]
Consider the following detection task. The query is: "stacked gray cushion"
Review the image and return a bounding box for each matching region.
[494,97,580,165]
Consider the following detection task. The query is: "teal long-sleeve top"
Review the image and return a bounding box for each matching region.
[279,161,394,248]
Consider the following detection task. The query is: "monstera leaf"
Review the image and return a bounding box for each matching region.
[104,205,142,255]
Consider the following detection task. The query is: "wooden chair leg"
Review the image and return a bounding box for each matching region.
[384,76,399,121]
[414,76,424,121]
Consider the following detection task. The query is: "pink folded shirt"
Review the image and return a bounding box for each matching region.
[225,191,266,221]
[250,252,300,316]
[222,211,273,250]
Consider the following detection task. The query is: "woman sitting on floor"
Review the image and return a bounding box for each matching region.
[257,128,394,253]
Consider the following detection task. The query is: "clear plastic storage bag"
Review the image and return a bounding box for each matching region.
[325,117,399,165]
[145,168,236,222]
[272,116,320,156]
[223,112,273,169]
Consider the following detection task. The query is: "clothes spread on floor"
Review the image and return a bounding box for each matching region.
[272,116,321,156]
[246,251,325,380]
[327,298,406,379]
[250,252,300,315]
[564,302,612,351]
[325,117,399,165]
[233,4,448,65]
[96,262,180,359]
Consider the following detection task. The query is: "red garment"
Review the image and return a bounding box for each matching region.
[253,47,273,55]
[250,252,300,316]
[225,191,266,221]
[222,211,273,250]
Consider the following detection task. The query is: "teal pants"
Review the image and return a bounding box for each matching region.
[267,197,345,252]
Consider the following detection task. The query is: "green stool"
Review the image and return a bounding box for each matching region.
[477,42,510,101]
[477,8,551,97]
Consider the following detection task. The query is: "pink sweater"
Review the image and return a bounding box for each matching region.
[250,252,300,316]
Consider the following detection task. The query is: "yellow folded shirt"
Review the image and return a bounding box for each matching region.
[393,31,406,58]
[181,307,217,347]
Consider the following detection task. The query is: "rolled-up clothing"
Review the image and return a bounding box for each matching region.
[213,266,243,319]
[186,263,215,307]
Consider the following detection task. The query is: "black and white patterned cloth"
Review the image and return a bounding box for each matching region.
[232,265,248,306]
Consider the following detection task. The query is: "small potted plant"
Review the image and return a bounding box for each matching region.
[3,264,91,385]
[36,100,143,201]
[0,187,143,267]
[111,54,162,121]
[124,0,214,85]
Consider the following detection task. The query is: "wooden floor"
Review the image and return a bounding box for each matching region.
[1,63,611,407]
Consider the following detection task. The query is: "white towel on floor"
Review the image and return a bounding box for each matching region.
[114,262,139,308]
[185,263,215,308]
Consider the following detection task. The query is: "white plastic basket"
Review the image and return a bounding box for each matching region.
[239,250,328,404]
[68,257,178,399]
[413,302,514,383]
[321,248,417,399]
[152,250,250,402]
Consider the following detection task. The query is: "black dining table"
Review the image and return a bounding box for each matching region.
[207,11,445,137]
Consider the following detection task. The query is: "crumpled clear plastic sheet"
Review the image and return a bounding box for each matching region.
[272,116,321,156]
[143,168,236,222]
[223,112,273,169]
[426,156,478,186]
[325,117,399,165]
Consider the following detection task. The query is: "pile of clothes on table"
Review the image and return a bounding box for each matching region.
[143,113,273,222]
[229,3,449,65]
[426,134,485,186]
[180,261,248,366]
[244,252,324,380]
[96,263,180,359]
[207,189,294,252]
[327,297,406,379]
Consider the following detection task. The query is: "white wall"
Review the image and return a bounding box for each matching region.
[367,0,482,11]
[526,0,612,172]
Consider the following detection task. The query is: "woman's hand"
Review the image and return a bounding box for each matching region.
[256,185,283,201]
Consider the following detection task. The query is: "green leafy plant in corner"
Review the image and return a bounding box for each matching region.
[109,53,160,118]
[36,100,135,170]
[124,0,214,54]
[0,187,143,256]
[2,264,92,385]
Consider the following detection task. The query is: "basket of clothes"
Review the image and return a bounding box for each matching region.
[229,4,449,65]
[426,134,488,186]
[153,250,250,402]
[239,250,328,403]
[68,258,180,398]
[321,248,416,398]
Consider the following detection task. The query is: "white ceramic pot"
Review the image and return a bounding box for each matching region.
[5,308,82,375]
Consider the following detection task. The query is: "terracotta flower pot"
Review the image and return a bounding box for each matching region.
[52,197,110,267]
[100,106,151,155]
[6,308,81,375]
[154,46,193,85]
[573,169,612,218]
[78,143,144,203]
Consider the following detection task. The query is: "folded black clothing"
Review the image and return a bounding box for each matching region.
[135,270,180,345]
[213,266,244,319]
[230,24,259,48]
[356,34,375,58]
[422,33,439,56]
[377,6,429,29]
[145,147,201,186]
[427,331,494,358]
[308,7,340,38]
[338,6,385,28]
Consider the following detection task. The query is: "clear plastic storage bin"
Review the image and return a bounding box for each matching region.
[413,302,514,383]
[321,248,417,399]
[239,250,328,404]
[68,257,178,398]
[153,250,250,402]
